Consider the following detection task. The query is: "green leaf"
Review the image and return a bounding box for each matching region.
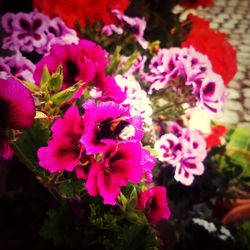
[57,178,85,198]
[106,46,122,74]
[119,224,159,250]
[51,81,83,106]
[128,185,138,209]
[23,81,39,93]
[118,51,139,74]
[12,120,50,175]
[226,127,250,175]
[118,192,128,212]
[40,66,51,91]
[48,65,63,93]
[40,200,75,246]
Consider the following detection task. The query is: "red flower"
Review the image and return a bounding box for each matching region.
[136,186,171,224]
[181,0,214,9]
[33,0,130,28]
[205,125,227,149]
[181,15,237,85]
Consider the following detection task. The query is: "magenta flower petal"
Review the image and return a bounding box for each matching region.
[34,40,108,91]
[37,106,84,173]
[95,74,126,104]
[141,148,156,182]
[85,142,143,205]
[136,186,171,224]
[85,162,101,196]
[0,77,35,129]
[0,77,35,160]
[81,101,143,155]
[51,106,83,138]
[97,170,122,205]
[0,135,13,160]
[37,137,80,173]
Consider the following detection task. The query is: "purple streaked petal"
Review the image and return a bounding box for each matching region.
[0,77,35,130]
[1,12,15,33]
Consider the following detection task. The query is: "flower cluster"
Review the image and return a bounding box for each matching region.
[0,53,35,82]
[182,14,237,85]
[155,122,207,185]
[0,0,235,235]
[144,47,226,117]
[38,100,157,207]
[1,10,78,54]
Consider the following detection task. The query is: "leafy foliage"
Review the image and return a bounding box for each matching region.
[12,119,50,176]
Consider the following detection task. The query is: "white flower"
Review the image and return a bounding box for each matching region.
[192,218,217,233]
[218,226,234,241]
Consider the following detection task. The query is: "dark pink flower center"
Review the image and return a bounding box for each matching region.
[64,60,79,84]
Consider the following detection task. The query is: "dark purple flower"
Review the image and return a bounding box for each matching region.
[0,77,35,159]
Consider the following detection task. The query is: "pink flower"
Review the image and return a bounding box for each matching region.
[0,77,35,159]
[111,9,148,49]
[94,74,126,103]
[154,123,207,186]
[2,11,48,53]
[34,40,125,102]
[1,11,78,54]
[198,73,226,116]
[0,52,35,82]
[81,100,143,154]
[136,186,171,224]
[174,155,204,186]
[34,40,107,88]
[154,133,184,165]
[37,106,84,173]
[85,142,143,205]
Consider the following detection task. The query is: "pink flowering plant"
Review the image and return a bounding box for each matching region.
[1,1,249,249]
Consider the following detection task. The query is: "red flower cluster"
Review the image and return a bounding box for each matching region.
[205,125,227,149]
[33,0,130,28]
[181,0,213,9]
[181,15,237,85]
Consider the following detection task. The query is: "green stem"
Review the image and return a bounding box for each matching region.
[11,142,37,173]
